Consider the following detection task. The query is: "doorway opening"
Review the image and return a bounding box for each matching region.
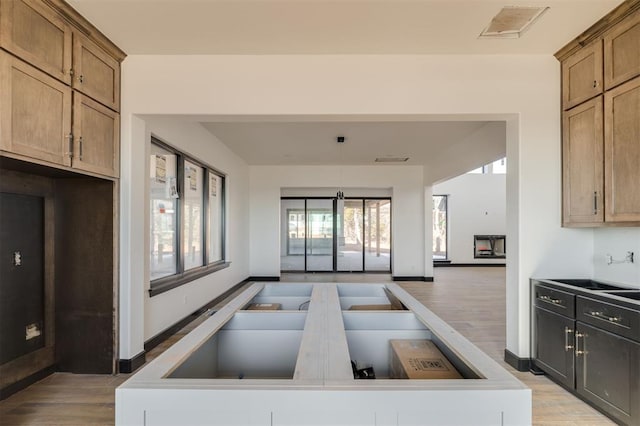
[281,197,391,272]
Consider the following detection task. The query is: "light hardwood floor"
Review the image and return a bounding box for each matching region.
[0,268,614,425]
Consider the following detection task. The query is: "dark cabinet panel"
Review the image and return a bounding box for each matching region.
[55,178,114,374]
[0,193,45,364]
[533,306,575,388]
[576,322,640,425]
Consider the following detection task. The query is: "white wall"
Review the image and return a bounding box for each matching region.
[250,166,427,278]
[119,54,638,361]
[142,118,250,340]
[119,110,250,358]
[593,228,640,288]
[434,173,506,264]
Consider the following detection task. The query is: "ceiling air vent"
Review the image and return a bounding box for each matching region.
[375,157,409,163]
[479,6,549,39]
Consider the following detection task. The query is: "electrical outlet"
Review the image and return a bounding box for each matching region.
[26,323,41,340]
[13,251,21,266]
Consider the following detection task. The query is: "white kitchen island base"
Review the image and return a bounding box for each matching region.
[117,283,531,425]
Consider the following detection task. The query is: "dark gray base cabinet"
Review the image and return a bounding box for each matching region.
[576,322,640,426]
[531,279,640,426]
[532,306,575,389]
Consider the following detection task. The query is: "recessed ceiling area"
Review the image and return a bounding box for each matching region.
[201,118,506,183]
[68,0,623,55]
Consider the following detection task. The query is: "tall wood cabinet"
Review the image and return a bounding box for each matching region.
[0,0,124,178]
[0,0,125,397]
[557,2,640,227]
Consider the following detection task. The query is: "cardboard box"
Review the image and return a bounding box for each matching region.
[348,304,394,310]
[246,303,281,311]
[389,339,462,379]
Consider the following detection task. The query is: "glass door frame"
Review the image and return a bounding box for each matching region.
[281,196,392,273]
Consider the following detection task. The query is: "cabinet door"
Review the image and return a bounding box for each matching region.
[604,10,640,90]
[562,40,603,110]
[72,93,120,177]
[532,307,575,389]
[604,77,640,223]
[562,96,604,226]
[576,322,639,426]
[0,0,72,84]
[0,51,72,167]
[72,32,120,112]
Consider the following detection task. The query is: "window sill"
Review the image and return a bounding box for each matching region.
[149,261,231,297]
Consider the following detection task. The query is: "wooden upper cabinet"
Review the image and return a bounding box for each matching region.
[562,41,603,110]
[562,96,604,226]
[604,77,640,224]
[72,32,120,112]
[72,93,119,178]
[0,51,72,167]
[0,0,72,84]
[604,10,640,90]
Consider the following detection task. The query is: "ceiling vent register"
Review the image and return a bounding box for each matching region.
[479,6,549,39]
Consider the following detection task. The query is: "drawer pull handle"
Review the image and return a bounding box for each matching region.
[589,311,622,324]
[575,332,587,356]
[66,133,74,158]
[539,295,563,306]
[564,326,574,351]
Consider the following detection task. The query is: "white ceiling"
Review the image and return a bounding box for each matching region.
[201,118,506,182]
[68,0,623,55]
[68,0,623,181]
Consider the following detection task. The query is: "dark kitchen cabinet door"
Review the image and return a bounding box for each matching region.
[533,306,575,388]
[576,322,640,425]
[0,193,45,364]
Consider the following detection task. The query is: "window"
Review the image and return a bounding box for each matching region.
[491,157,507,174]
[433,195,448,260]
[149,137,227,296]
[466,157,506,174]
[208,174,223,263]
[150,144,178,280]
[183,160,204,270]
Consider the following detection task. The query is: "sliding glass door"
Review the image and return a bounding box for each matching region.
[337,199,364,272]
[306,199,334,271]
[364,199,391,271]
[280,197,390,272]
[281,199,305,271]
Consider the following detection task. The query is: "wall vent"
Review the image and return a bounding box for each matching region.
[375,157,409,163]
